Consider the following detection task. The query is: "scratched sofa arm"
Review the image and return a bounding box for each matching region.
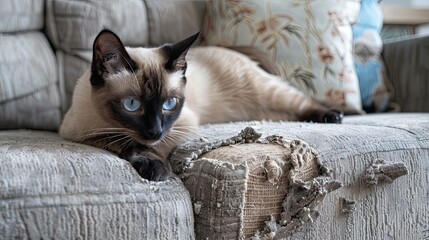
[169,114,429,240]
[382,35,429,112]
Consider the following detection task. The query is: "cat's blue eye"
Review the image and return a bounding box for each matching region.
[123,98,141,112]
[163,98,177,111]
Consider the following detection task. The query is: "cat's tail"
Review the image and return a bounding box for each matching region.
[226,46,282,76]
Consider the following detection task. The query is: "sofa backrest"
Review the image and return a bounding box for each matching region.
[0,0,62,131]
[46,0,208,52]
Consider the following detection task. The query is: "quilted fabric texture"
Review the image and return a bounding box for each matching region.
[0,130,195,239]
[56,51,91,114]
[203,0,363,112]
[353,0,391,112]
[45,0,150,52]
[144,0,208,45]
[0,32,61,130]
[0,0,44,32]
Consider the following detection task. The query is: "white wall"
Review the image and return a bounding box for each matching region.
[383,0,429,7]
[382,0,429,34]
[412,0,429,7]
[382,0,412,6]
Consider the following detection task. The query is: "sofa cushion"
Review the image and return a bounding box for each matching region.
[45,0,150,52]
[144,0,208,45]
[0,0,44,33]
[383,35,429,112]
[46,0,209,52]
[0,32,61,130]
[56,51,91,114]
[202,0,363,113]
[0,130,195,239]
[170,113,429,239]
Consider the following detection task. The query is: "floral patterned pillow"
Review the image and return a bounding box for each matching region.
[203,0,363,113]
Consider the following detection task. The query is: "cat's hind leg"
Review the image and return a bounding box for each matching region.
[254,73,343,123]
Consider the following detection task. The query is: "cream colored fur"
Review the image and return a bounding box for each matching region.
[60,46,326,161]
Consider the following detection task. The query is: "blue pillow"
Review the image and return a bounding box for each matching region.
[352,0,390,112]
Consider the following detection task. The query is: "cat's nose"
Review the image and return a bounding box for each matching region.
[146,128,162,140]
[143,116,163,140]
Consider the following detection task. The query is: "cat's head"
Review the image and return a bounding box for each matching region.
[89,29,199,145]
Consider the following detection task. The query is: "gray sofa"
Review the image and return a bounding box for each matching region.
[1,0,428,239]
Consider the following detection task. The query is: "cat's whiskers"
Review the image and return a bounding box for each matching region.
[73,127,127,136]
[172,125,200,132]
[71,127,134,143]
[118,137,135,150]
[171,126,200,137]
[169,133,193,141]
[93,133,128,144]
[102,134,134,150]
[160,134,182,149]
[159,130,194,148]
[170,128,200,139]
[159,137,174,149]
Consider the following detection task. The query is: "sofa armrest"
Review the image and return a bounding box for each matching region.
[382,35,429,112]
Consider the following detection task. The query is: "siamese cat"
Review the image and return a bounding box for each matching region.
[60,29,342,181]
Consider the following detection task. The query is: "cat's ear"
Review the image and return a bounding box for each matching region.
[162,32,200,71]
[90,29,137,87]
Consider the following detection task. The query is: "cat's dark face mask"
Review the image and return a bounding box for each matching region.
[89,29,199,145]
[107,92,185,144]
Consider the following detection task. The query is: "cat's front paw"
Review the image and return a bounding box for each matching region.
[131,158,171,181]
[321,109,343,124]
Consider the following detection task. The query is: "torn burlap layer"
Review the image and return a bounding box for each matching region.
[170,127,329,239]
[201,138,319,239]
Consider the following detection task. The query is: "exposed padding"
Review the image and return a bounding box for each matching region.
[171,126,341,239]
